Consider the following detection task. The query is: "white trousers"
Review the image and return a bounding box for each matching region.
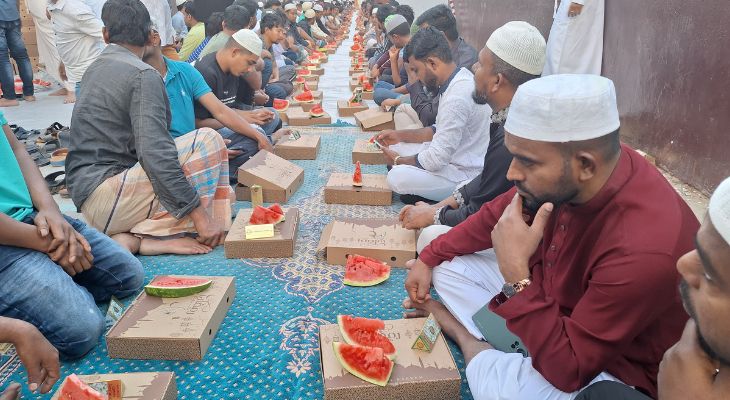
[432,252,621,400]
[26,0,73,90]
[387,165,459,202]
[416,225,453,253]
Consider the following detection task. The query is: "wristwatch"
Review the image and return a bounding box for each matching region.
[501,278,532,299]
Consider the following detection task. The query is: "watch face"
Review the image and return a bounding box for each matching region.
[502,283,516,298]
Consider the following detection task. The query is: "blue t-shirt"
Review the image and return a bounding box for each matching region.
[0,0,20,22]
[0,111,33,221]
[164,57,212,138]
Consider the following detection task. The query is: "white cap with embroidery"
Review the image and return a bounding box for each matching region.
[232,29,263,57]
[486,21,546,76]
[710,177,730,246]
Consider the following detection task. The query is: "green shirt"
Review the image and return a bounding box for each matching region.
[0,112,34,221]
[197,31,230,61]
[178,22,205,62]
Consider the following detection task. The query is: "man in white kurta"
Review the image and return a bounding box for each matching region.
[543,0,604,75]
[25,0,74,100]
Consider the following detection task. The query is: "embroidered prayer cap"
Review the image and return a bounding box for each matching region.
[710,177,730,246]
[232,29,263,57]
[302,1,313,10]
[505,74,620,142]
[313,4,323,11]
[284,3,297,11]
[385,14,407,34]
[486,21,546,76]
[304,9,316,18]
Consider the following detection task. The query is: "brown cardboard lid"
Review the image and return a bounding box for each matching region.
[352,139,383,154]
[287,107,329,119]
[320,318,460,389]
[227,208,299,242]
[354,108,394,129]
[326,173,389,191]
[238,150,304,190]
[316,219,415,252]
[275,135,321,149]
[52,372,175,400]
[107,276,234,340]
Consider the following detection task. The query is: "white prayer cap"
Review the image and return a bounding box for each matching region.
[486,21,546,76]
[302,2,312,10]
[284,3,297,11]
[258,1,264,7]
[304,9,316,18]
[314,4,323,11]
[505,74,620,143]
[175,0,186,6]
[232,29,263,57]
[372,7,378,15]
[710,177,730,246]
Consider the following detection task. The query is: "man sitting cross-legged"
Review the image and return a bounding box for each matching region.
[400,22,545,250]
[67,0,232,256]
[0,111,143,361]
[195,29,284,163]
[375,27,491,203]
[402,74,699,399]
[143,21,289,183]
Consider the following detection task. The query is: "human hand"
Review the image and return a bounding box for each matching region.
[399,204,412,222]
[375,129,400,145]
[388,46,399,60]
[568,2,583,17]
[12,320,60,394]
[404,258,433,304]
[491,193,552,283]
[658,319,724,399]
[35,210,93,275]
[254,91,270,106]
[51,230,94,276]
[401,204,437,230]
[258,137,274,152]
[191,208,226,248]
[380,146,399,166]
[381,98,401,111]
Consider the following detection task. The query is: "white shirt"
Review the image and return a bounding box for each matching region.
[171,10,187,39]
[140,0,175,46]
[47,0,105,84]
[417,68,492,182]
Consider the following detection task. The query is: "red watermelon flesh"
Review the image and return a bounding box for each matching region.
[59,374,105,400]
[309,104,325,118]
[269,203,284,215]
[273,99,289,111]
[294,91,314,103]
[353,161,363,186]
[333,342,394,386]
[149,276,211,287]
[344,254,391,286]
[337,315,396,359]
[249,205,286,225]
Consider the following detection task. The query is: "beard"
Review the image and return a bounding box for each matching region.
[516,161,579,213]
[423,70,439,94]
[472,89,489,105]
[680,279,730,366]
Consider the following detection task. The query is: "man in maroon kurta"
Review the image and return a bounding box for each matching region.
[403,74,698,399]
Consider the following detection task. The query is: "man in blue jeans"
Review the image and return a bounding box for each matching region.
[0,0,35,107]
[0,110,144,360]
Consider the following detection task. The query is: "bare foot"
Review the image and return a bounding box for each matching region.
[402,297,493,364]
[272,128,292,144]
[63,93,76,104]
[0,98,19,107]
[139,236,212,256]
[0,382,21,400]
[112,233,142,254]
[24,95,36,102]
[49,88,68,96]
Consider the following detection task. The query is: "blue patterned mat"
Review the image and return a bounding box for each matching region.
[4,127,473,399]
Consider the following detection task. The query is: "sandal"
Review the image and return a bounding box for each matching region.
[44,171,65,195]
[50,148,68,167]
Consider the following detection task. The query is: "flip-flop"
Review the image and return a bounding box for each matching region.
[44,171,65,195]
[50,148,68,167]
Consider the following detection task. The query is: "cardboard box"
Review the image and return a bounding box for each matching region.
[52,372,177,400]
[309,67,325,76]
[337,100,369,117]
[107,276,235,361]
[361,90,374,101]
[349,67,366,75]
[349,50,364,57]
[274,134,320,160]
[224,208,299,258]
[237,150,304,203]
[354,108,395,131]
[352,139,387,165]
[319,318,461,400]
[349,78,360,91]
[286,107,332,126]
[324,173,392,206]
[317,219,416,267]
[277,109,289,124]
[296,80,318,91]
[303,74,319,83]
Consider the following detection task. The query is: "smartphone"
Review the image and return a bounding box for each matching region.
[372,139,384,149]
[471,306,529,357]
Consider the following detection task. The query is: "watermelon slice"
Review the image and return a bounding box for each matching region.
[358,75,368,84]
[344,254,391,286]
[294,90,314,103]
[350,43,362,51]
[309,104,325,118]
[349,89,363,106]
[273,99,289,112]
[59,374,106,400]
[337,315,396,359]
[269,203,284,215]
[362,82,374,92]
[353,161,363,187]
[144,276,213,298]
[249,204,286,225]
[296,69,311,76]
[333,342,394,386]
[294,76,306,84]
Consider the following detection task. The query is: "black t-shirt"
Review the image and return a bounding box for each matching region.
[194,53,254,119]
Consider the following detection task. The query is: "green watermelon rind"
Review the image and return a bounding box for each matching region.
[343,256,390,287]
[337,315,396,360]
[144,279,213,298]
[332,342,394,387]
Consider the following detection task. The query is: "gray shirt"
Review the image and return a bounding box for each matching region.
[66,44,200,219]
